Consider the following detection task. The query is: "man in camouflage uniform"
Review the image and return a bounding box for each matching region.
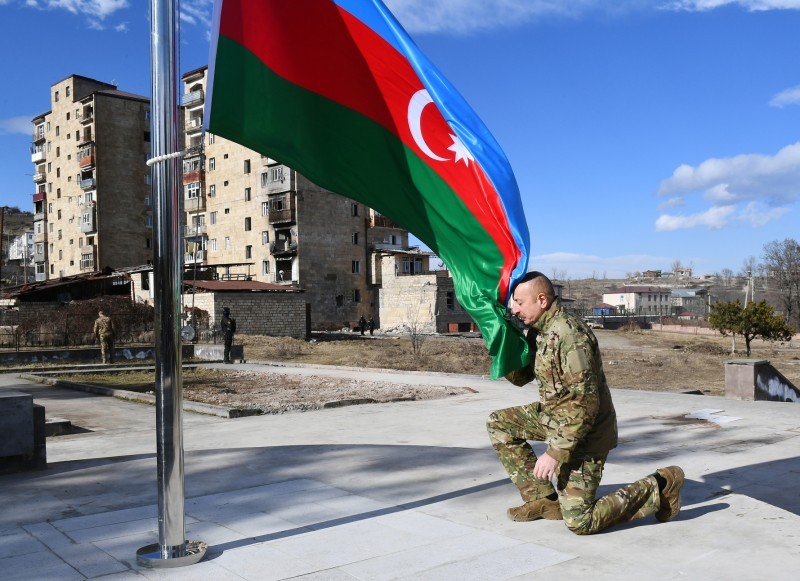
[487,271,684,535]
[93,311,115,364]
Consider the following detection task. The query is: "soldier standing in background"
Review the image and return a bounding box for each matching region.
[93,311,115,364]
[221,307,236,364]
[487,271,684,534]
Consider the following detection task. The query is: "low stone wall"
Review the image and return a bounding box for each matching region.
[0,344,243,366]
[189,292,309,339]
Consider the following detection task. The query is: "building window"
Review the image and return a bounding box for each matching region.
[352,232,359,245]
[208,157,215,171]
[262,260,270,275]
[352,260,361,274]
[207,133,215,144]
[210,239,217,251]
[244,217,251,231]
[353,289,362,303]
[244,159,251,174]
[224,208,230,214]
[210,211,217,225]
[261,231,269,245]
[351,203,359,217]
[446,292,455,311]
[245,245,252,259]
[208,184,216,197]
[145,213,153,228]
[55,126,60,136]
[54,91,59,102]
[261,202,268,216]
[66,86,70,97]
[186,182,200,198]
[224,236,231,249]
[244,187,252,201]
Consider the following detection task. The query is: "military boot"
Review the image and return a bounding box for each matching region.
[507,497,563,522]
[655,466,685,522]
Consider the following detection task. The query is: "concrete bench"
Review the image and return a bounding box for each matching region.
[0,391,46,473]
[725,359,800,402]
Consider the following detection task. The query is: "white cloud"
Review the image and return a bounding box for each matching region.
[657,142,800,207]
[770,85,800,107]
[383,0,800,35]
[0,115,35,135]
[668,0,800,11]
[180,0,212,28]
[37,0,128,19]
[655,205,736,231]
[657,196,686,210]
[738,201,790,226]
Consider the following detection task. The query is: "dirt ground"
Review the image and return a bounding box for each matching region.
[53,328,800,414]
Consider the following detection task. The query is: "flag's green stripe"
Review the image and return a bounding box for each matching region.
[209,36,528,376]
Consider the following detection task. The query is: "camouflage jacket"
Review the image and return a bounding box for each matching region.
[505,301,617,463]
[93,315,114,339]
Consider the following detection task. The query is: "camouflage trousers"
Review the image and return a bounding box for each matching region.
[99,335,114,363]
[487,403,661,535]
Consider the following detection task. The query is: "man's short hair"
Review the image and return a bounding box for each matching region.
[516,271,556,302]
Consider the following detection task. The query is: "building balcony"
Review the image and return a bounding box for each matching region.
[80,256,95,271]
[268,208,296,225]
[80,106,94,124]
[31,150,45,163]
[184,250,205,264]
[261,170,294,195]
[185,117,203,133]
[32,172,46,183]
[35,272,47,282]
[33,191,46,203]
[34,248,47,262]
[33,131,46,143]
[270,239,297,256]
[181,89,204,108]
[80,178,96,190]
[183,169,205,185]
[184,223,207,237]
[34,211,45,222]
[80,209,96,233]
[78,144,95,168]
[370,214,402,229]
[184,196,206,212]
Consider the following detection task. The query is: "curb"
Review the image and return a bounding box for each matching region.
[18,373,258,419]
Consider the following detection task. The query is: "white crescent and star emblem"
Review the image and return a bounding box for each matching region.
[407,89,474,167]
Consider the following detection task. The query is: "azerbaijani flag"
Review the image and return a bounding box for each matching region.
[205,0,531,378]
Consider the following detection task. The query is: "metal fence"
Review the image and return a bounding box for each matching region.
[0,313,157,351]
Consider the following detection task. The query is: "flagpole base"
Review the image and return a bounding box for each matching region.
[136,540,207,568]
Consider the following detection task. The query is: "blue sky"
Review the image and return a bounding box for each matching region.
[1,0,799,279]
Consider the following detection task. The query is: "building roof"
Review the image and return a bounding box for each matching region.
[183,280,304,293]
[606,285,672,294]
[671,288,707,298]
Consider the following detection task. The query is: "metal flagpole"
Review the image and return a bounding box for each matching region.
[137,0,205,567]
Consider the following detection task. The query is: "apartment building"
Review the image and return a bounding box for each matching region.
[181,66,410,329]
[31,75,152,281]
[602,285,673,316]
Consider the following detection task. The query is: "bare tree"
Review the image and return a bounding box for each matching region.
[720,268,734,287]
[762,238,800,327]
[671,259,683,273]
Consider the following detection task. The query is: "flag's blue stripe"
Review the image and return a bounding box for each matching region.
[332,0,530,295]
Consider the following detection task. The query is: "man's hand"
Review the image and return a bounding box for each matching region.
[533,452,559,481]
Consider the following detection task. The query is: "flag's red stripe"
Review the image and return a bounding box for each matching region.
[219,0,519,297]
